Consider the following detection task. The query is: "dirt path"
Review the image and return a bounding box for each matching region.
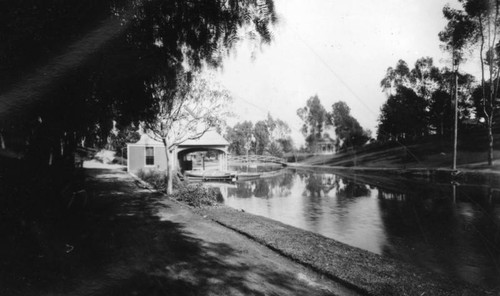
[25,167,358,296]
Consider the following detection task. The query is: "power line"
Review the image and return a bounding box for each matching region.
[289,26,379,118]
[288,26,424,161]
[233,94,269,115]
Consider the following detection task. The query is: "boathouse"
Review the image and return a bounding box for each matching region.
[127,134,167,172]
[127,131,229,173]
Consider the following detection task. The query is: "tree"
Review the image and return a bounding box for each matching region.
[440,3,477,168]
[226,114,293,157]
[378,58,471,141]
[108,123,141,154]
[146,72,232,194]
[428,69,475,136]
[330,101,369,150]
[297,95,328,150]
[265,113,293,154]
[377,86,428,141]
[226,121,254,156]
[0,0,277,173]
[253,120,270,155]
[380,60,411,95]
[446,0,500,165]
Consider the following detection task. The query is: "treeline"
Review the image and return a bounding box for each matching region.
[225,114,293,157]
[379,0,500,165]
[377,57,475,141]
[296,95,371,152]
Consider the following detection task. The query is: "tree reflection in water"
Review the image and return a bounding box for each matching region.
[221,168,500,290]
[229,170,294,199]
[376,184,500,288]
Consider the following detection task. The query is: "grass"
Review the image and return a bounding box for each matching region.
[296,135,500,169]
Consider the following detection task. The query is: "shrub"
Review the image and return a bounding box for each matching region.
[136,169,168,191]
[172,183,222,207]
[136,169,222,207]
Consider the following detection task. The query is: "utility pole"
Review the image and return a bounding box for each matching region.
[452,58,458,171]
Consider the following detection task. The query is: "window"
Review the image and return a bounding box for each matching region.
[145,147,154,165]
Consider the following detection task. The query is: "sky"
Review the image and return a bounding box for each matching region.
[214,0,477,146]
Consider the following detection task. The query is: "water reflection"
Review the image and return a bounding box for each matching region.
[216,168,500,290]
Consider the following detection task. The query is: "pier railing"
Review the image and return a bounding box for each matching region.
[227,154,286,165]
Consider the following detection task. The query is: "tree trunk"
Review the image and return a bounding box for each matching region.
[162,138,173,194]
[488,117,494,166]
[0,131,5,149]
[167,149,173,194]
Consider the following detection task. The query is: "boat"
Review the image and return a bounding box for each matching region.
[184,170,236,182]
[236,172,261,180]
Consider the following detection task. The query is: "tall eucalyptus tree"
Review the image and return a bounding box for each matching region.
[447,0,500,165]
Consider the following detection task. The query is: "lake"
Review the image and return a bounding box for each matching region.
[214,166,500,290]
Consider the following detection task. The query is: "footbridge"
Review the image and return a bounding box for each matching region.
[228,155,287,165]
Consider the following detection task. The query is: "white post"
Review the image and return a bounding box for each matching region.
[452,70,458,171]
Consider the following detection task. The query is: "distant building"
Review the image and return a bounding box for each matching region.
[127,131,229,173]
[314,137,336,154]
[127,134,167,172]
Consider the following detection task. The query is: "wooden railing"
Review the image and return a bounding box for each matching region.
[227,154,286,164]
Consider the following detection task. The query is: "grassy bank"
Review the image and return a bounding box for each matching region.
[293,136,500,171]
[197,206,494,296]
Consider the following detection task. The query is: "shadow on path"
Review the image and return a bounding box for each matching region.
[1,168,335,296]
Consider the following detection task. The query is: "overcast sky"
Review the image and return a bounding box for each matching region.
[214,0,477,146]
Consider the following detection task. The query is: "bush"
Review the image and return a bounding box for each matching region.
[172,183,222,207]
[136,169,222,207]
[136,169,168,191]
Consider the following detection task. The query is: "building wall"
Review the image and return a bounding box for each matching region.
[128,146,145,172]
[154,146,167,171]
[128,145,167,172]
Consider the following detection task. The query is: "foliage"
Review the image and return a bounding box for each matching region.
[172,183,222,207]
[0,0,277,179]
[226,121,254,155]
[136,169,169,191]
[378,86,428,141]
[108,124,140,154]
[378,56,477,141]
[460,0,500,165]
[144,71,233,194]
[439,4,476,64]
[277,137,294,154]
[147,72,233,148]
[136,169,221,207]
[266,141,284,157]
[296,95,328,150]
[330,101,370,150]
[226,114,293,156]
[253,120,270,155]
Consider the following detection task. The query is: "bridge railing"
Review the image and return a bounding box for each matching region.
[227,154,286,164]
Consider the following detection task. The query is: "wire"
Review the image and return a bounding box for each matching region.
[289,26,379,118]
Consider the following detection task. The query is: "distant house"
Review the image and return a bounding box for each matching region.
[127,131,229,173]
[314,137,336,154]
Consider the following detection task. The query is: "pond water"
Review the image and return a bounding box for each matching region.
[214,166,500,290]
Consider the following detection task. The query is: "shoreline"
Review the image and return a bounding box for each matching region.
[287,162,500,188]
[196,205,493,296]
[130,167,498,295]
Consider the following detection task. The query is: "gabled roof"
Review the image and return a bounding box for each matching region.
[180,130,229,147]
[128,130,229,147]
[129,134,164,146]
